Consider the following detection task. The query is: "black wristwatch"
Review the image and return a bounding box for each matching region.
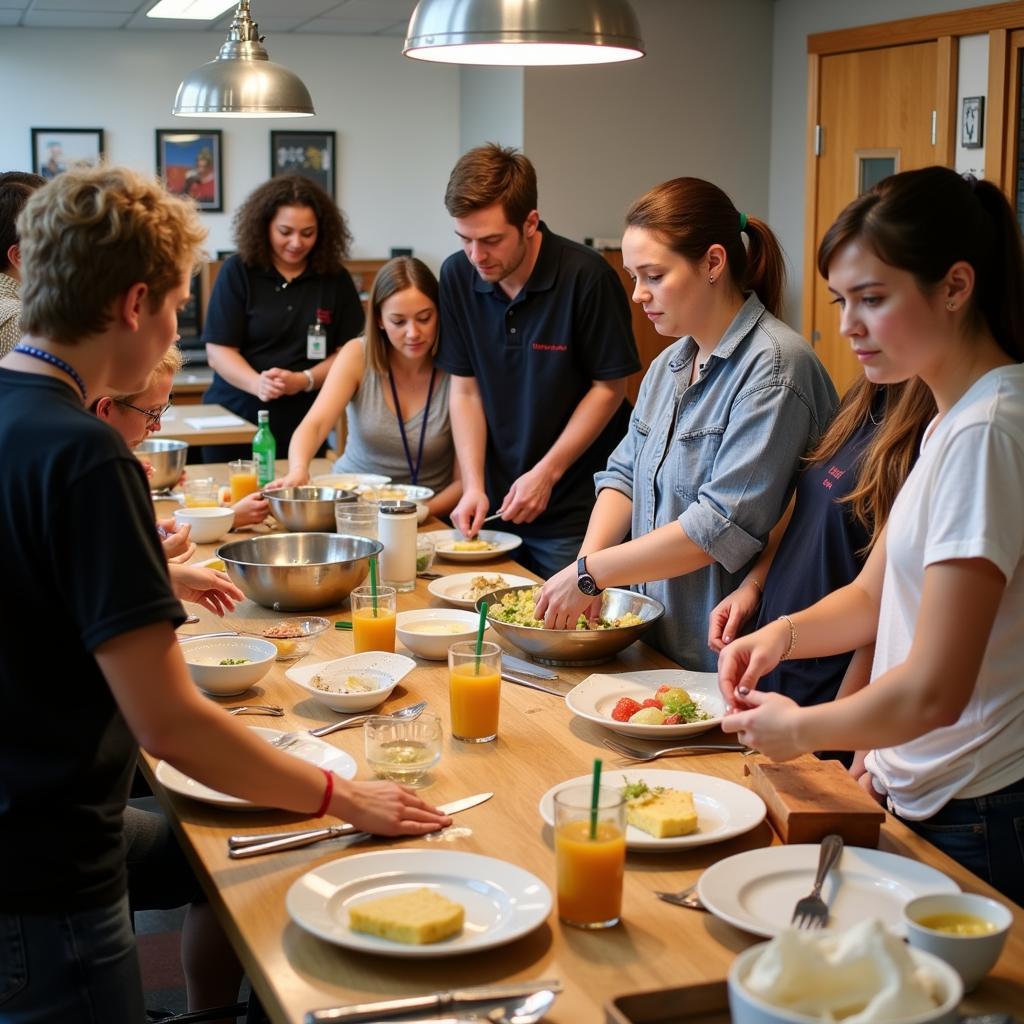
[576,556,603,597]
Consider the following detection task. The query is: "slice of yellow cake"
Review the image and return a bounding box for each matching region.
[348,887,464,945]
[626,788,698,838]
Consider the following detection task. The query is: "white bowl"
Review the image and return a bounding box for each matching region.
[396,608,487,660]
[174,505,235,543]
[728,941,962,1024]
[180,636,277,696]
[285,652,415,712]
[904,892,1013,992]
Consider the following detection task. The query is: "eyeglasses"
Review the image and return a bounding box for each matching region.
[115,396,173,428]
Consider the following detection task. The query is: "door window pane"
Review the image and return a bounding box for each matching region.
[859,156,897,194]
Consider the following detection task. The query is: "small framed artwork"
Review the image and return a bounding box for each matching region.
[156,129,223,212]
[31,128,104,179]
[962,96,984,149]
[270,130,336,197]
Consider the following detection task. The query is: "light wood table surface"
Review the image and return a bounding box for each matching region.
[159,402,256,447]
[148,473,1024,1023]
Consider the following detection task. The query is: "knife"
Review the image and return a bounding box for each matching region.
[306,980,561,1023]
[500,653,559,680]
[227,792,492,858]
[501,671,566,698]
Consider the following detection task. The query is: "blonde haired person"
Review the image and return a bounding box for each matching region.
[0,167,449,1022]
[272,256,461,517]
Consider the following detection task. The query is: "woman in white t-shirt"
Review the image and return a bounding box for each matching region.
[717,166,1024,903]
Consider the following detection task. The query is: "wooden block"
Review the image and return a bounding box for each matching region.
[744,755,885,847]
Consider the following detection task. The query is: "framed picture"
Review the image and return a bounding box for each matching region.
[270,130,336,197]
[31,128,104,179]
[156,129,223,212]
[962,96,984,149]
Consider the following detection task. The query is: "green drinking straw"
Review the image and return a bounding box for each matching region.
[475,600,488,674]
[589,757,603,840]
[369,556,379,617]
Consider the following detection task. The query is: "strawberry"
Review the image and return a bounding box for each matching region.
[663,713,682,725]
[611,697,643,722]
[641,698,663,710]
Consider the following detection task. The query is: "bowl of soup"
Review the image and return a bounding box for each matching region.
[179,636,277,695]
[396,608,487,660]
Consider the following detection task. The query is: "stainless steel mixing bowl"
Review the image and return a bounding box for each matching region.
[478,586,665,666]
[216,533,383,611]
[265,486,357,532]
[134,438,188,491]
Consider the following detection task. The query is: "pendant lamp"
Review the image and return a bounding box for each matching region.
[172,0,314,117]
[403,0,645,66]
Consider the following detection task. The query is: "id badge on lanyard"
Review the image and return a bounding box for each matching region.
[307,322,326,361]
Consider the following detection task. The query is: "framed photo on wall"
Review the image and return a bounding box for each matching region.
[156,129,223,212]
[270,130,336,198]
[31,128,104,179]
[961,96,984,149]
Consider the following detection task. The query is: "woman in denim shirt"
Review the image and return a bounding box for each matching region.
[536,178,838,672]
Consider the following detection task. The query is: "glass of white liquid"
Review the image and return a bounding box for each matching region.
[363,711,442,786]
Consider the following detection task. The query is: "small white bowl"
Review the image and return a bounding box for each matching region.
[285,652,415,712]
[174,505,235,543]
[728,941,962,1024]
[904,892,1013,992]
[396,608,487,660]
[180,636,277,696]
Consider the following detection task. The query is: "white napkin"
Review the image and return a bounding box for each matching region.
[184,414,246,430]
[745,919,939,1022]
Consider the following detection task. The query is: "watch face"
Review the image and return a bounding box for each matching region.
[578,575,600,597]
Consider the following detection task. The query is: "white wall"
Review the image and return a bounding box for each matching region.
[521,0,775,245]
[956,34,988,176]
[459,67,524,154]
[0,28,461,270]
[769,0,997,327]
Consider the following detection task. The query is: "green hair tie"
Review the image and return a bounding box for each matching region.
[738,212,748,232]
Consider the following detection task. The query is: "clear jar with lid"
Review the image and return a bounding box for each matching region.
[377,500,417,592]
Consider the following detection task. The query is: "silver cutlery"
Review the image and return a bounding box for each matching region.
[227,792,493,858]
[501,671,566,698]
[227,704,284,716]
[654,884,706,911]
[305,980,560,1023]
[791,833,844,929]
[307,699,428,739]
[601,736,750,761]
[501,654,558,680]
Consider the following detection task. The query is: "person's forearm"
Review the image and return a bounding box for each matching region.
[449,387,487,492]
[586,519,715,589]
[536,380,626,483]
[579,488,633,558]
[427,478,462,519]
[206,344,261,396]
[764,582,880,662]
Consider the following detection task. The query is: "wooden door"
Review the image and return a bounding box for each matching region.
[810,43,941,391]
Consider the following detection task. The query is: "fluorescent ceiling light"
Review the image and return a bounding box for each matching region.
[148,0,238,19]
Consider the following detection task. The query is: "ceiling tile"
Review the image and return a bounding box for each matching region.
[22,9,130,25]
[29,0,140,10]
[294,15,400,34]
[0,9,23,22]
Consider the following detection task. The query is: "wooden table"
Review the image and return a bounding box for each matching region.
[150,486,1024,1023]
[159,402,256,447]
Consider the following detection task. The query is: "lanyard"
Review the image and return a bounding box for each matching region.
[387,368,436,486]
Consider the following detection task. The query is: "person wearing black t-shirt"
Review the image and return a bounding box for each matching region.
[202,175,364,461]
[0,166,449,1023]
[438,144,640,579]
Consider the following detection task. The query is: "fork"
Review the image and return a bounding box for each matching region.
[227,704,284,716]
[270,700,429,750]
[601,736,750,761]
[654,884,706,911]
[791,834,844,929]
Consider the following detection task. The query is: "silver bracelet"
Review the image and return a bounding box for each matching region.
[302,369,315,393]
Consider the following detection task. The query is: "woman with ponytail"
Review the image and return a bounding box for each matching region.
[719,167,1024,902]
[535,178,837,672]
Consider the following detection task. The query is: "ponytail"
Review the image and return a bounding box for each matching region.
[742,215,786,319]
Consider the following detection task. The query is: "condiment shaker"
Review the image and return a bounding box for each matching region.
[377,500,417,592]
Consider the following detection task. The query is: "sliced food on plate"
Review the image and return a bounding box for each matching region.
[426,571,535,609]
[425,529,523,562]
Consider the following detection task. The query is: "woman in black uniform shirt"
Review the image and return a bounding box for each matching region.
[201,175,364,460]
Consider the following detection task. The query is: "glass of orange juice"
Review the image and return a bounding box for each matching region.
[183,477,217,508]
[554,785,626,929]
[350,585,397,654]
[448,640,501,743]
[228,459,259,503]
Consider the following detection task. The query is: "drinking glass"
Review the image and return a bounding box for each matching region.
[350,584,396,653]
[183,477,217,508]
[336,500,378,540]
[364,712,442,786]
[228,459,259,503]
[448,640,501,743]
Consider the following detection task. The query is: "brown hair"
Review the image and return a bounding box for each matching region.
[444,143,538,227]
[818,166,1024,362]
[17,166,205,344]
[625,177,786,318]
[363,257,440,375]
[96,344,184,409]
[1,180,43,272]
[806,376,935,550]
[234,174,351,276]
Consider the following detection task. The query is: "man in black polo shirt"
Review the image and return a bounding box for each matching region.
[438,143,640,579]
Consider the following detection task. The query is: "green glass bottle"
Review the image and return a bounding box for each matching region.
[252,410,276,487]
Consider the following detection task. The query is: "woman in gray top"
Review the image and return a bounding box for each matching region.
[274,257,460,517]
[535,178,838,672]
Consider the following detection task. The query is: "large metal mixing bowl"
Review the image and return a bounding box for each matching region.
[216,533,383,611]
[134,438,188,491]
[265,486,357,532]
[478,586,665,666]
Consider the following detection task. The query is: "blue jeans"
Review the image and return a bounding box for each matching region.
[898,775,1024,907]
[514,532,583,580]
[0,895,144,1024]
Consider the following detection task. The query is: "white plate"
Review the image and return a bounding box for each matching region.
[286,849,552,957]
[424,529,523,562]
[697,845,961,938]
[154,726,357,810]
[285,652,415,712]
[313,472,391,490]
[538,769,766,851]
[565,669,725,738]
[427,571,536,609]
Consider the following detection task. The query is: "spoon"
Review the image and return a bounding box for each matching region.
[226,705,284,717]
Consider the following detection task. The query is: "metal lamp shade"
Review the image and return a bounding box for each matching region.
[403,0,645,66]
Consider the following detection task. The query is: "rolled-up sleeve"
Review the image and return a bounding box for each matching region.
[680,382,821,573]
[595,422,636,500]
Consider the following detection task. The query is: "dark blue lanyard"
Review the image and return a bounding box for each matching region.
[387,368,436,486]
